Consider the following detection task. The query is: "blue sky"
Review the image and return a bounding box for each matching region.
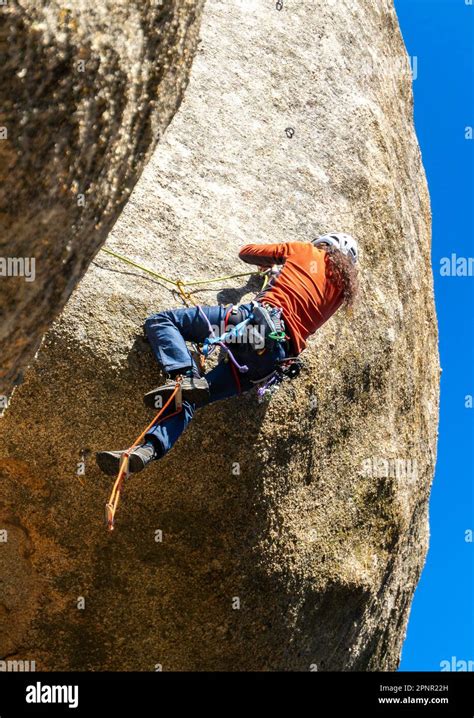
[394,0,474,670]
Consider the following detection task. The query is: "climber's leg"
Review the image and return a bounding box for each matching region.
[144,304,228,376]
[143,303,244,408]
[144,356,246,459]
[97,350,258,475]
[96,303,282,475]
[144,333,286,461]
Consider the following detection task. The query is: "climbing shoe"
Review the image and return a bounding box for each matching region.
[96,442,157,476]
[144,375,210,410]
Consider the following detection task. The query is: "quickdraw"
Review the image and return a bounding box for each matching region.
[255,357,303,400]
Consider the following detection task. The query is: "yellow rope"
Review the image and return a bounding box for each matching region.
[100,247,261,290]
[100,246,270,308]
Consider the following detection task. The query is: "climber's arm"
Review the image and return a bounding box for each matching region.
[238,242,290,268]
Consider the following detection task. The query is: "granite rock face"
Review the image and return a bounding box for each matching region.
[0,0,204,397]
[0,0,439,670]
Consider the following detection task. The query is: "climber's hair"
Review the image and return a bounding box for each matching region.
[321,243,359,309]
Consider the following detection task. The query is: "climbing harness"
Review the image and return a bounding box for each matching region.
[198,306,251,373]
[198,298,302,398]
[251,301,288,351]
[100,248,301,531]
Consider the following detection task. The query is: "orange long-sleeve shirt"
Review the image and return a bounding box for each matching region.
[239,241,344,355]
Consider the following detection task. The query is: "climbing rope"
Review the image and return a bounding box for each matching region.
[100,247,269,307]
[105,381,182,532]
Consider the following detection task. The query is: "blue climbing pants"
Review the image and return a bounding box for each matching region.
[143,303,286,458]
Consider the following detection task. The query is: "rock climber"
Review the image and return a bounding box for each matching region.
[96,234,359,475]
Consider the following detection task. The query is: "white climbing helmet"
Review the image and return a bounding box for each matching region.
[312,233,359,264]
